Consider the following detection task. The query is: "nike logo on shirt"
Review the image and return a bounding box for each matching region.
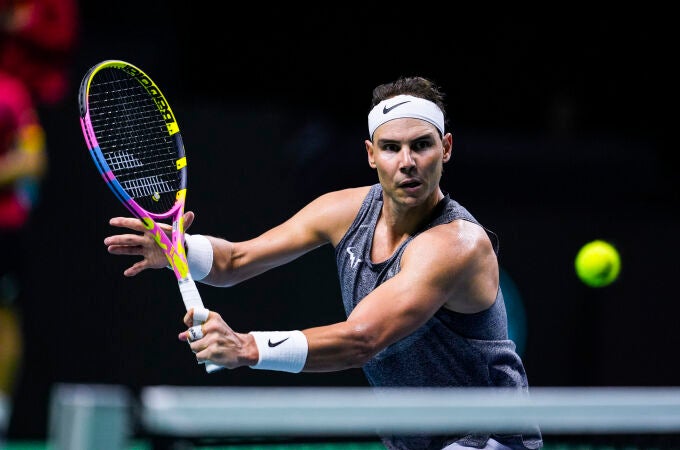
[268,337,289,347]
[383,101,410,114]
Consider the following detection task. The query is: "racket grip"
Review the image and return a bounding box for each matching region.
[178,275,204,312]
[205,362,223,373]
[178,277,224,373]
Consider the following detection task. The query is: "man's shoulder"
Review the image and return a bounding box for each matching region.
[311,186,373,246]
[412,219,492,257]
[319,185,373,205]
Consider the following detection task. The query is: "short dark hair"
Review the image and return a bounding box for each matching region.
[369,76,448,131]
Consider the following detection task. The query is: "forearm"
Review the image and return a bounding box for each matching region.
[182,310,377,374]
[209,236,288,287]
[244,322,374,374]
[186,234,276,287]
[187,228,325,287]
[301,322,376,372]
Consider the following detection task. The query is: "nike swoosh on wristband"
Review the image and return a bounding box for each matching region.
[383,101,410,114]
[268,337,289,347]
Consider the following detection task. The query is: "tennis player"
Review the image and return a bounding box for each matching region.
[105,76,543,450]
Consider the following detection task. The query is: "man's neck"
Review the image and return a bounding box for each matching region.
[372,187,443,260]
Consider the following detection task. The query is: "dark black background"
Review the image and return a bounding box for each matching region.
[7,4,676,439]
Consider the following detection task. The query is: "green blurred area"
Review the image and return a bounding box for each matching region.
[0,441,672,450]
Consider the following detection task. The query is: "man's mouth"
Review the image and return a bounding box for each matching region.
[399,179,421,189]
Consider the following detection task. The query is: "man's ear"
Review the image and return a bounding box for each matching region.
[365,140,376,168]
[442,133,453,162]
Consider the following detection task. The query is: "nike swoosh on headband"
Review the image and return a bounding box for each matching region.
[268,337,289,347]
[383,101,410,114]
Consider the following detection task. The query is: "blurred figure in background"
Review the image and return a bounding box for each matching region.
[0,69,46,406]
[0,0,79,107]
[0,0,78,438]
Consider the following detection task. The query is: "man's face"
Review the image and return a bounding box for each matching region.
[365,118,451,207]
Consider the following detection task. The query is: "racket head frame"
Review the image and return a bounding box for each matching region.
[78,60,189,281]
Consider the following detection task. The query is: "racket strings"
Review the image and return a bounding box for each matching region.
[87,70,181,214]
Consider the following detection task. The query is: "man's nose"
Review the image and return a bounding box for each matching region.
[399,147,415,169]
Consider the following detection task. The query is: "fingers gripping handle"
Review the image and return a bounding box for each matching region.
[192,306,210,323]
[179,277,223,373]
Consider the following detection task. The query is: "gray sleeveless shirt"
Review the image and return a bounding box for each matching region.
[335,184,542,450]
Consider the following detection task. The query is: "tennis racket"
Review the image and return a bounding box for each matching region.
[78,59,221,373]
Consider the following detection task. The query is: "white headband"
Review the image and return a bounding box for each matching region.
[368,94,445,139]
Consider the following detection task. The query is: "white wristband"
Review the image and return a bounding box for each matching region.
[185,233,213,281]
[249,330,308,373]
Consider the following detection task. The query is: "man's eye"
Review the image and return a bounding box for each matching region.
[413,141,431,150]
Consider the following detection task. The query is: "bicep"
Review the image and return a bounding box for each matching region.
[345,246,455,353]
[300,249,455,372]
[344,225,493,353]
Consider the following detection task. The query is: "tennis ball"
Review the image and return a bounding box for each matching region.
[574,240,621,288]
